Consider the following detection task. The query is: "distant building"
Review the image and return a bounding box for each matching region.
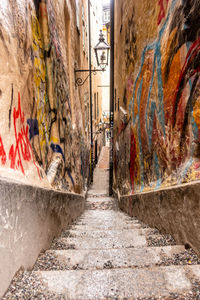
[103,3,110,25]
[102,3,110,44]
[101,2,110,134]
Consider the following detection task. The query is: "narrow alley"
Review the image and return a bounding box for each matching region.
[4,147,200,299]
[2,0,200,298]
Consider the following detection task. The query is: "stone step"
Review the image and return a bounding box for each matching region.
[10,265,200,299]
[80,209,132,218]
[87,191,109,197]
[86,197,112,202]
[75,213,141,228]
[77,210,140,223]
[51,234,147,250]
[65,228,147,239]
[85,197,117,210]
[34,245,185,271]
[68,222,142,230]
[76,217,141,227]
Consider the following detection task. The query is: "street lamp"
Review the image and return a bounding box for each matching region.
[94,30,110,70]
[74,30,110,87]
[75,3,110,184]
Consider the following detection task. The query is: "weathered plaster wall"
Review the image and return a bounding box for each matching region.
[0,0,89,194]
[114,0,200,195]
[0,0,90,296]
[0,176,85,298]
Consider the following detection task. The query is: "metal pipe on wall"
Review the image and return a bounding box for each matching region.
[109,0,114,195]
[88,0,93,183]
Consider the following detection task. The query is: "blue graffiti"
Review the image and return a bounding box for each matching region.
[129,0,178,189]
[50,143,65,161]
[27,119,39,140]
[65,168,75,185]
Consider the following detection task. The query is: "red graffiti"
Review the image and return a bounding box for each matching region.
[173,38,200,127]
[0,135,6,165]
[158,0,169,25]
[9,92,40,177]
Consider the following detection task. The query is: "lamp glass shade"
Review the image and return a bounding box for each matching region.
[94,30,110,69]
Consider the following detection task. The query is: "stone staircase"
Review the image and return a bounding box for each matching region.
[3,164,200,299]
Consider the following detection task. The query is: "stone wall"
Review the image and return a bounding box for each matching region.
[0,0,90,194]
[114,0,200,195]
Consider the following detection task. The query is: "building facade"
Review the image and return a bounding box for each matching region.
[90,0,104,166]
[102,3,110,136]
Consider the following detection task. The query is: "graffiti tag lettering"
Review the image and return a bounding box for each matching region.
[0,135,6,165]
[9,92,40,177]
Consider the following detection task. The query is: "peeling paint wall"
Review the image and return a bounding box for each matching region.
[0,0,90,193]
[114,0,200,195]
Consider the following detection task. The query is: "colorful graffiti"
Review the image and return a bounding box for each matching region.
[158,0,169,25]
[31,13,50,169]
[31,0,89,192]
[0,135,6,165]
[9,92,40,177]
[115,0,200,194]
[0,0,89,194]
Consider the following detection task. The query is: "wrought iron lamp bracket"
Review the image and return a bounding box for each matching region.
[74,68,105,87]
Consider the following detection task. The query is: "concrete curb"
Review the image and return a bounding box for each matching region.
[113,181,200,256]
[0,176,85,298]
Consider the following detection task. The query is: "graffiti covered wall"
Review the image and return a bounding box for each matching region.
[114,0,200,195]
[0,0,89,193]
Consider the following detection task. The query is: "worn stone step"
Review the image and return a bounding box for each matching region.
[85,197,118,210]
[80,209,132,219]
[51,234,147,250]
[69,222,142,231]
[76,211,141,227]
[86,197,113,202]
[87,191,109,197]
[76,218,141,226]
[14,265,200,299]
[78,211,139,222]
[35,245,185,271]
[65,228,146,239]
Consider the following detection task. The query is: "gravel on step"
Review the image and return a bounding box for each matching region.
[147,234,176,247]
[50,239,75,250]
[85,200,118,210]
[33,251,69,271]
[3,270,200,300]
[160,248,200,266]
[2,269,65,300]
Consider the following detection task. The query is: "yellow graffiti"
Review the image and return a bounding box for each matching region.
[32,14,49,155]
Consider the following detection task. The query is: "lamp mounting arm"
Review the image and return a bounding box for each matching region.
[74,68,105,87]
